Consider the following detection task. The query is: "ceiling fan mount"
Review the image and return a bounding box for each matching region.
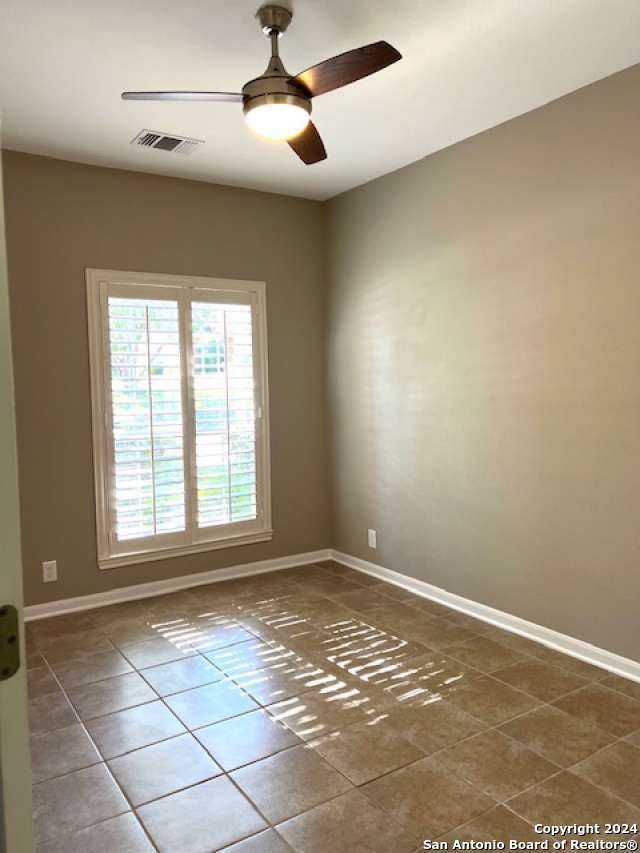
[256,4,293,37]
[122,4,402,165]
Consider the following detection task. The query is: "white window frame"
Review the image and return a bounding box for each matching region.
[86,268,272,570]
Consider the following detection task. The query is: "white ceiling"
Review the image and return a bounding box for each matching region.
[1,0,639,200]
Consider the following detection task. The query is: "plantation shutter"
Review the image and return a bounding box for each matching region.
[190,299,258,531]
[88,271,271,568]
[107,294,186,543]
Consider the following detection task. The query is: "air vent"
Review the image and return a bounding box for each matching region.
[130,129,204,155]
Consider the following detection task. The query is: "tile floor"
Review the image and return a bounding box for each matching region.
[26,561,640,852]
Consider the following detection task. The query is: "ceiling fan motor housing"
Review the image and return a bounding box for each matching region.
[242,77,311,120]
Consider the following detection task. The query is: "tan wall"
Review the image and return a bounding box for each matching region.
[327,66,640,661]
[3,151,331,606]
[5,66,640,661]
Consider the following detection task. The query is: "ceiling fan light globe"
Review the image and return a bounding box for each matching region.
[244,97,311,140]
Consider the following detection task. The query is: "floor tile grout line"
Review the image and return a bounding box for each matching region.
[38,649,165,718]
[35,586,640,742]
[255,574,640,699]
[132,649,227,697]
[552,760,640,813]
[217,825,295,853]
[355,763,498,844]
[354,736,607,842]
[37,638,302,835]
[499,755,640,816]
[27,568,640,848]
[38,811,158,849]
[321,565,637,676]
[36,608,264,714]
[31,630,639,804]
[35,712,626,832]
[180,592,640,748]
[119,615,331,831]
[433,800,536,841]
[94,616,334,838]
[209,620,640,830]
[139,619,355,839]
[109,768,221,813]
[203,648,558,806]
[118,599,420,835]
[24,565,634,687]
[193,723,303,775]
[336,670,640,835]
[282,564,636,678]
[228,753,366,836]
[408,682,638,803]
[32,649,162,853]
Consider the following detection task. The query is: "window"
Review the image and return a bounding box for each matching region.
[87,269,271,569]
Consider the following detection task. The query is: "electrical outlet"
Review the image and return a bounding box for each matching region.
[367,529,377,549]
[42,560,58,583]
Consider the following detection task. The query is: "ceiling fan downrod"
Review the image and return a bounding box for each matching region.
[258,5,292,76]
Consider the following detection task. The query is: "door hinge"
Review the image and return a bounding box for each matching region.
[0,605,20,681]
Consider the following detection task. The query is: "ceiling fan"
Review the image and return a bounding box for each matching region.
[122,4,401,165]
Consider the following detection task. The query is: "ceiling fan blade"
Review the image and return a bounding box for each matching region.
[291,41,401,98]
[121,91,243,102]
[288,121,327,165]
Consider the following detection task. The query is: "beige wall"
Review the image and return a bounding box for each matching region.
[327,66,640,660]
[3,151,331,606]
[4,66,640,661]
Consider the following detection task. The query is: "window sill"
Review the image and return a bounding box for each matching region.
[98,529,274,571]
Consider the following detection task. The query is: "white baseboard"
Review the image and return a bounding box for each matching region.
[333,550,640,684]
[24,549,331,622]
[24,544,640,685]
